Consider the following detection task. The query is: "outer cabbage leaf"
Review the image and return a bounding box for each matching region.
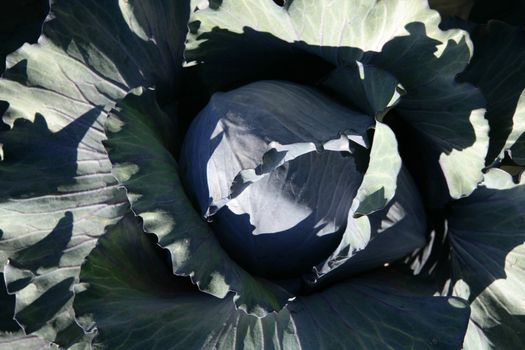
[0,0,189,345]
[448,169,525,349]
[186,0,488,204]
[350,121,400,216]
[74,213,471,350]
[0,332,53,350]
[322,61,404,120]
[304,66,427,284]
[459,21,525,165]
[0,95,128,347]
[0,3,53,347]
[371,23,487,202]
[104,87,292,317]
[395,208,454,299]
[322,62,403,216]
[1,273,54,349]
[311,165,426,287]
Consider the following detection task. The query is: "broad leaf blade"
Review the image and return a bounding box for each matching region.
[186,0,488,203]
[0,104,128,346]
[322,63,403,216]
[0,332,53,350]
[0,0,190,345]
[448,169,525,349]
[74,213,470,350]
[351,121,401,217]
[312,165,426,286]
[459,21,525,165]
[321,61,404,120]
[104,88,291,316]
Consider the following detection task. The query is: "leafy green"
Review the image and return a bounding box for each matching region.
[104,88,291,316]
[0,0,189,345]
[449,169,525,349]
[0,332,53,350]
[187,0,488,203]
[0,0,524,349]
[459,21,525,165]
[74,213,470,350]
[179,80,425,284]
[322,62,403,216]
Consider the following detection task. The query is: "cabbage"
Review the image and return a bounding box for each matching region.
[0,1,524,349]
[180,80,425,278]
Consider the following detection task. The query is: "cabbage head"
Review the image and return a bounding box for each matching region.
[0,1,524,349]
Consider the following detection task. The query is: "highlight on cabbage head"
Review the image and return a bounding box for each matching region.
[0,1,524,349]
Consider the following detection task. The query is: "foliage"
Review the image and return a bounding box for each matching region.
[0,0,524,349]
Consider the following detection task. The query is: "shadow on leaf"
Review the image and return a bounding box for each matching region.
[183,22,484,208]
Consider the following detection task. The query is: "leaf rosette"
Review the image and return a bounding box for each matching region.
[0,0,523,349]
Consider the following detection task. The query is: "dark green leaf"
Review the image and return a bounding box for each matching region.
[186,0,488,203]
[459,21,525,165]
[74,214,471,350]
[448,169,525,349]
[104,87,292,316]
[0,0,190,344]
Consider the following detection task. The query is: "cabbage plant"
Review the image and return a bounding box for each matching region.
[0,0,524,349]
